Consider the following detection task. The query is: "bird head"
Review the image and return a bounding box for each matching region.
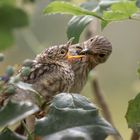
[68,35,112,93]
[69,35,112,67]
[35,38,85,63]
[79,35,112,64]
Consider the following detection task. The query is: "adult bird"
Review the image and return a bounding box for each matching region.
[68,35,112,93]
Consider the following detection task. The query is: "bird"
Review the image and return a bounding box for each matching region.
[1,36,112,105]
[0,35,112,134]
[0,35,112,132]
[20,35,112,99]
[68,35,112,93]
[20,38,84,102]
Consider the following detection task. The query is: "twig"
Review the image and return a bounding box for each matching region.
[22,120,34,140]
[91,76,114,124]
[131,131,139,140]
[85,20,121,140]
[15,122,25,135]
[85,19,114,123]
[91,75,121,140]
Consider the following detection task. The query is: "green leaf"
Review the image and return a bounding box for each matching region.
[0,29,14,50]
[0,5,29,29]
[0,128,26,140]
[67,1,98,43]
[125,93,140,134]
[35,93,118,139]
[14,82,35,92]
[102,1,139,29]
[42,125,117,140]
[0,0,16,6]
[103,1,139,20]
[136,0,140,8]
[0,100,39,128]
[67,16,94,43]
[99,0,119,11]
[0,5,29,50]
[43,1,102,19]
[101,20,109,30]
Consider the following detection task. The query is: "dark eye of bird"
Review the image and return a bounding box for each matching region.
[90,38,94,42]
[99,54,105,58]
[60,49,66,55]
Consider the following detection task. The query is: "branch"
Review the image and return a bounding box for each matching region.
[91,74,121,140]
[131,131,139,140]
[85,20,114,124]
[91,76,114,125]
[85,21,121,140]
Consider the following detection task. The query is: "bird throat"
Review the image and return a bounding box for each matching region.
[69,57,95,93]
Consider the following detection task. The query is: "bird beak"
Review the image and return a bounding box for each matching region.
[66,37,75,47]
[67,52,85,60]
[79,48,94,55]
[66,37,85,60]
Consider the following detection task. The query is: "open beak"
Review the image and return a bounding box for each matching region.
[67,52,85,60]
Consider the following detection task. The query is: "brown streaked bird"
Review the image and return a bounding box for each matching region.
[20,39,84,101]
[20,35,112,101]
[68,35,112,93]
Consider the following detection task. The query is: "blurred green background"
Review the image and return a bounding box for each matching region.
[0,0,140,139]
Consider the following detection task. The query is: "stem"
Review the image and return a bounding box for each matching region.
[85,21,121,140]
[85,19,113,122]
[21,120,34,140]
[130,17,140,21]
[15,123,25,135]
[91,76,114,124]
[131,131,139,140]
[91,75,121,140]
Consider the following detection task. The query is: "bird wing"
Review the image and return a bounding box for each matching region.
[21,62,53,83]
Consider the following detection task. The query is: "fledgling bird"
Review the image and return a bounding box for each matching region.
[20,39,84,101]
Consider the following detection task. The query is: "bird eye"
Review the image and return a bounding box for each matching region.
[99,54,105,58]
[60,49,67,55]
[90,38,94,42]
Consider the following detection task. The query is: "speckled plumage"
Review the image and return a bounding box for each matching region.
[21,40,75,101]
[69,35,112,93]
[20,35,112,100]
